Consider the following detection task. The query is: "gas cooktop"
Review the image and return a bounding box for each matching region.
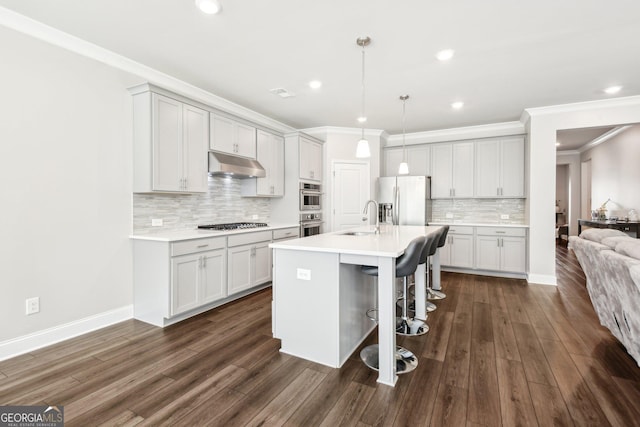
[197,222,268,231]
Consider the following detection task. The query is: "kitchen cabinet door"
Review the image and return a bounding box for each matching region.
[138,92,208,193]
[431,144,453,198]
[475,137,524,198]
[253,242,272,285]
[254,130,284,196]
[299,138,322,181]
[152,94,183,192]
[450,234,474,268]
[452,142,474,198]
[384,148,404,177]
[431,142,473,198]
[171,253,200,316]
[200,248,227,304]
[182,103,209,192]
[210,114,257,159]
[500,137,525,197]
[475,235,501,270]
[501,236,526,272]
[228,245,252,294]
[475,139,501,197]
[408,145,431,177]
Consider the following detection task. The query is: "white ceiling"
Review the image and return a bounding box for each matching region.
[1,0,639,134]
[556,126,616,151]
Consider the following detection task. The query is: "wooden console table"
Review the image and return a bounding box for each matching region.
[578,219,640,238]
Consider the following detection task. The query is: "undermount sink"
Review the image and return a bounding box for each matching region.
[340,231,377,236]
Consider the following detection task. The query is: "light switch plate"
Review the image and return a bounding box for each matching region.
[500,214,509,220]
[297,268,311,281]
[151,218,163,226]
[446,213,454,219]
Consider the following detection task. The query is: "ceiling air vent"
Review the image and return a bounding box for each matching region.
[269,87,295,98]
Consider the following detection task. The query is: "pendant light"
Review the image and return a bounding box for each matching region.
[398,95,410,175]
[355,37,371,158]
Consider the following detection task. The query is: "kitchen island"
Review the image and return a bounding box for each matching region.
[270,224,442,386]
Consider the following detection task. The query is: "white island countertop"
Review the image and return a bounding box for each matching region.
[130,223,299,242]
[428,222,529,228]
[270,224,441,257]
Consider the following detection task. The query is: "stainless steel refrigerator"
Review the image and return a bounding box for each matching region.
[377,176,432,225]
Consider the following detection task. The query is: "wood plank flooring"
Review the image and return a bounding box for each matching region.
[2,244,640,426]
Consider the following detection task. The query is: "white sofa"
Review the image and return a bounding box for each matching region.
[569,228,640,366]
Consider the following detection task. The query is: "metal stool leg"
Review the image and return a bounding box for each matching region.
[396,276,429,336]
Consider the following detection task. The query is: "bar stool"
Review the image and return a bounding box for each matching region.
[359,235,427,374]
[408,228,443,314]
[428,225,449,300]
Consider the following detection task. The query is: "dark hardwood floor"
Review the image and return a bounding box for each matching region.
[2,244,640,426]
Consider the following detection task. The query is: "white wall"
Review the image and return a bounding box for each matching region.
[526,96,640,285]
[581,125,640,218]
[556,152,581,235]
[0,26,141,345]
[555,165,569,217]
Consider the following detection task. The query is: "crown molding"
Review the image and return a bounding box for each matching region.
[556,150,581,156]
[0,6,296,134]
[525,95,640,118]
[301,126,387,138]
[385,121,525,147]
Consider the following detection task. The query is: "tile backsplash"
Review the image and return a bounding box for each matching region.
[133,176,270,234]
[431,198,525,224]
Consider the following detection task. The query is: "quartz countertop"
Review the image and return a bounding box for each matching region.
[428,222,529,228]
[269,224,443,257]
[130,223,300,242]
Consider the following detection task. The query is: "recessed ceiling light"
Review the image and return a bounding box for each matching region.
[195,0,222,14]
[357,116,367,123]
[309,80,322,90]
[436,49,455,61]
[604,85,622,94]
[451,101,464,110]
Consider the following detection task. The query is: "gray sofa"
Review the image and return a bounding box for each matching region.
[569,228,640,366]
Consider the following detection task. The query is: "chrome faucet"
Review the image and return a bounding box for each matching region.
[363,200,380,234]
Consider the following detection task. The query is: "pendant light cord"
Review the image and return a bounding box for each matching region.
[361,43,366,140]
[402,98,406,162]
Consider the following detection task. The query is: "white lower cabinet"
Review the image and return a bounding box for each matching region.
[171,247,226,316]
[439,225,527,275]
[475,227,526,273]
[227,230,272,294]
[439,226,474,268]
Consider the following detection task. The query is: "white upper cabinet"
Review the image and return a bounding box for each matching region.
[431,142,474,198]
[242,130,284,197]
[132,90,208,193]
[383,146,430,177]
[299,137,322,182]
[475,136,524,197]
[210,114,257,159]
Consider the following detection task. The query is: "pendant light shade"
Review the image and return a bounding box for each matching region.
[355,37,371,158]
[398,95,410,175]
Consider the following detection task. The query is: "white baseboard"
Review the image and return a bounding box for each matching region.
[0,305,133,361]
[527,273,557,286]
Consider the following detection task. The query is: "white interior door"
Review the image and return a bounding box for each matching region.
[332,162,370,231]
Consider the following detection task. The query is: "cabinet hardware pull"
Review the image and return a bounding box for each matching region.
[197,244,209,248]
[495,231,506,234]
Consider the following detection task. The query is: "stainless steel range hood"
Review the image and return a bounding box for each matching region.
[208,152,266,178]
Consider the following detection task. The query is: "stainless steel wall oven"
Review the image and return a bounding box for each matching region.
[299,182,322,211]
[300,213,323,237]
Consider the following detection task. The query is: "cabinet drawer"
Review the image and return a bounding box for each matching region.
[228,230,272,247]
[273,227,299,240]
[477,227,526,237]
[448,226,474,235]
[171,237,226,257]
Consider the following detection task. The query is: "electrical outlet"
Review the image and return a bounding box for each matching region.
[296,268,311,281]
[252,214,259,220]
[151,218,163,226]
[26,297,39,315]
[446,213,454,219]
[501,214,510,220]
